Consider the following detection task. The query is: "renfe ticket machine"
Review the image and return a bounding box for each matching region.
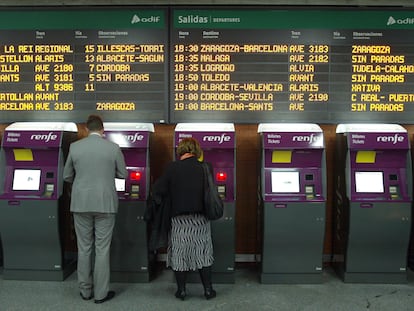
[333,124,412,283]
[175,123,236,283]
[0,122,78,280]
[258,123,326,284]
[104,122,154,282]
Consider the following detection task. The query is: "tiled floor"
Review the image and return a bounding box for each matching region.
[1,264,414,311]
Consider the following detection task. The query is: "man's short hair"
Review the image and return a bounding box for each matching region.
[86,115,104,132]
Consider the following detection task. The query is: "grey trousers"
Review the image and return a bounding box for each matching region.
[73,212,116,300]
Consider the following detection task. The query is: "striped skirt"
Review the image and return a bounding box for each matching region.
[167,213,214,271]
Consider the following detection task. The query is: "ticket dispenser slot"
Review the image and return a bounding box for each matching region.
[175,123,236,283]
[216,171,227,200]
[104,122,154,283]
[44,171,55,198]
[333,124,412,283]
[388,174,401,200]
[258,123,326,284]
[0,122,78,281]
[129,170,142,198]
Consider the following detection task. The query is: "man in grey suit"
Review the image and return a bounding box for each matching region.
[63,115,128,304]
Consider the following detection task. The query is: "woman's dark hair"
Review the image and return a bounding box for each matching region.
[177,137,202,158]
[86,115,104,131]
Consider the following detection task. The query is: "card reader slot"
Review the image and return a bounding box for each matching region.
[8,200,20,205]
[15,195,41,199]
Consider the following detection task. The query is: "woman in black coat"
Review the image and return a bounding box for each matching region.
[153,137,216,301]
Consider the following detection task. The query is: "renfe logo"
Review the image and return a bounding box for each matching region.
[125,133,144,143]
[292,134,322,144]
[30,132,58,142]
[376,134,405,144]
[202,133,231,144]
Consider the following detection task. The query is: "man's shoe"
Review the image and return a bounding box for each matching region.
[80,293,93,301]
[94,291,115,304]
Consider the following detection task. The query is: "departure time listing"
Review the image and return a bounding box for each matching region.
[171,39,414,122]
[0,44,75,112]
[0,43,165,112]
[350,45,414,113]
[172,43,329,119]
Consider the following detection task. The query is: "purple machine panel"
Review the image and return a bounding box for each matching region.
[258,123,326,203]
[337,124,412,202]
[174,123,235,202]
[0,123,78,201]
[104,123,154,201]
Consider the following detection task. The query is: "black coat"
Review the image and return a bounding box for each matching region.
[152,157,205,217]
[144,191,171,252]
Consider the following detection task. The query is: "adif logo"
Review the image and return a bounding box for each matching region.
[202,134,231,144]
[292,134,322,144]
[387,16,396,25]
[387,16,414,26]
[131,14,161,24]
[125,133,144,143]
[376,134,404,144]
[30,132,58,142]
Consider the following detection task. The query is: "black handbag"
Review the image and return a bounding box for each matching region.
[201,162,224,220]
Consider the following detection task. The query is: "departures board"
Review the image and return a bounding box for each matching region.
[0,8,168,123]
[2,7,414,124]
[170,8,414,123]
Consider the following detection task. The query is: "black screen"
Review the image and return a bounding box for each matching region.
[170,7,414,123]
[0,7,168,123]
[2,7,414,124]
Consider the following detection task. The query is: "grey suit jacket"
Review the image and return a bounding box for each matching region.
[63,133,128,213]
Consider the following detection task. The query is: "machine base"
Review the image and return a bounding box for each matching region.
[111,271,151,283]
[2,259,76,281]
[342,272,407,283]
[260,272,323,284]
[212,272,235,284]
[335,264,408,283]
[179,271,235,284]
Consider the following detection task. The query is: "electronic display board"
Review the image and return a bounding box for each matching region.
[170,8,414,123]
[0,8,168,123]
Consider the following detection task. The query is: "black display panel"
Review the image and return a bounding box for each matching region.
[0,8,168,123]
[170,8,414,123]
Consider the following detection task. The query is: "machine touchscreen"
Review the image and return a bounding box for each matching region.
[355,171,384,193]
[271,171,300,193]
[115,178,126,192]
[12,169,41,191]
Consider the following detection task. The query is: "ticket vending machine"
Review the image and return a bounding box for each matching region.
[333,124,412,283]
[104,122,154,282]
[258,123,326,284]
[0,122,78,280]
[174,123,236,283]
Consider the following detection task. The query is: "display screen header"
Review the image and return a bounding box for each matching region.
[173,9,414,29]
